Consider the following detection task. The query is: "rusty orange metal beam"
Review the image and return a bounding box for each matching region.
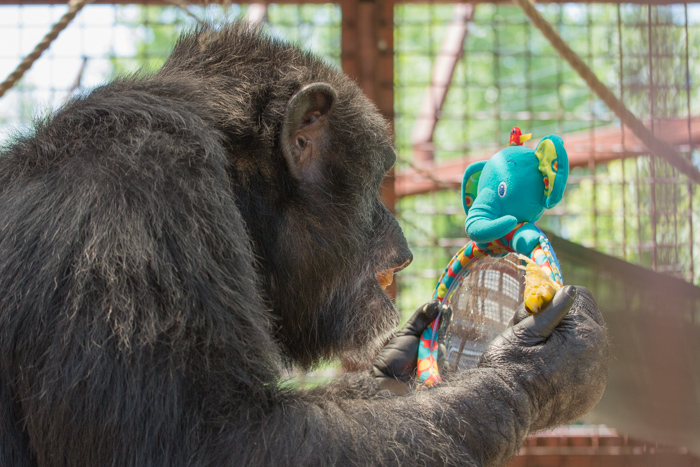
[515,433,700,454]
[341,0,397,300]
[505,425,700,465]
[396,117,700,198]
[411,3,473,165]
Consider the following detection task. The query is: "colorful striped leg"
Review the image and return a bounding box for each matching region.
[416,242,487,387]
[530,236,563,286]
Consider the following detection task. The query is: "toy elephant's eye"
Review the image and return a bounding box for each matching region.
[498,181,507,198]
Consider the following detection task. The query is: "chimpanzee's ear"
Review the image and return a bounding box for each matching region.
[281,83,337,179]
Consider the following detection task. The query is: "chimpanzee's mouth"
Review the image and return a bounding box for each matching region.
[376,269,394,291]
[375,259,411,291]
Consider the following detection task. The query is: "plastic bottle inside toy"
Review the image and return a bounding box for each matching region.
[438,253,525,374]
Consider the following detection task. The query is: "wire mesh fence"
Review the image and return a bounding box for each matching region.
[392,2,700,312]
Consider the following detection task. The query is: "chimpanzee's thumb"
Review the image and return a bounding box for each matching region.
[487,286,576,351]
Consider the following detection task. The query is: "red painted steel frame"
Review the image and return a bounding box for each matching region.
[395,117,700,197]
[341,0,397,298]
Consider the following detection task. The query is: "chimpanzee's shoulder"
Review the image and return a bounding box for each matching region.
[1,77,226,189]
[60,77,219,145]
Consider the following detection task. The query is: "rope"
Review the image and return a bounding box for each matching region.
[0,0,95,100]
[513,0,700,185]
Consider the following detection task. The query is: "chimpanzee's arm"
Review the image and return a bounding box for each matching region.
[229,287,608,466]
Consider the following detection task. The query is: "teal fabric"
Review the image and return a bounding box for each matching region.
[461,134,569,243]
[510,223,543,254]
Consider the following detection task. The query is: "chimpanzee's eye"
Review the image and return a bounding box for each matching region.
[498,181,507,198]
[297,137,306,149]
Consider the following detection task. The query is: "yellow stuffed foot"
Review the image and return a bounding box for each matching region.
[518,254,562,314]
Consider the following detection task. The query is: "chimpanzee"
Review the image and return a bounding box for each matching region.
[0,22,608,466]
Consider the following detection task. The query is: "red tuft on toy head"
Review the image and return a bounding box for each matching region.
[509,126,532,146]
[509,127,522,146]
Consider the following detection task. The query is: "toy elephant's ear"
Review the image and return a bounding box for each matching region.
[535,135,569,209]
[461,160,486,216]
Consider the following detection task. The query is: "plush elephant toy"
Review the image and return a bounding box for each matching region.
[462,130,569,255]
[416,128,570,387]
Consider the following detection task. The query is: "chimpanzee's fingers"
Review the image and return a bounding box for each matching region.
[437,305,452,336]
[482,286,576,362]
[397,300,442,337]
[373,300,442,385]
[508,302,530,327]
[513,285,576,342]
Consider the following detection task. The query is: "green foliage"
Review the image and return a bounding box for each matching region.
[110,6,179,76]
[396,191,466,318]
[0,83,39,126]
[109,4,342,78]
[267,4,342,66]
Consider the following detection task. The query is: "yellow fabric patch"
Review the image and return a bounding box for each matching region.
[535,139,558,197]
[436,283,448,301]
[418,359,432,372]
[518,254,561,314]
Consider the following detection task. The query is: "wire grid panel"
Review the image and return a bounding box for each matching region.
[0,2,341,144]
[393,3,700,313]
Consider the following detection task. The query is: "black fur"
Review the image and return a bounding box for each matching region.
[0,23,608,466]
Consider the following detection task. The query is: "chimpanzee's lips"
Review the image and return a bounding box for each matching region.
[376,269,394,291]
[375,259,411,291]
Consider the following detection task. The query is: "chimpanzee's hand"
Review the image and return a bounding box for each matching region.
[372,300,443,395]
[479,285,609,431]
[490,285,576,350]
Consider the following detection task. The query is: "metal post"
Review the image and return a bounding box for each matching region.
[647,4,657,271]
[685,4,695,284]
[341,0,396,296]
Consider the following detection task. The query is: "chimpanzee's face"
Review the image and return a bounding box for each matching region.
[273,82,413,367]
[160,25,413,367]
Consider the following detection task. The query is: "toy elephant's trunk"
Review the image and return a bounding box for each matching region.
[464,188,518,244]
